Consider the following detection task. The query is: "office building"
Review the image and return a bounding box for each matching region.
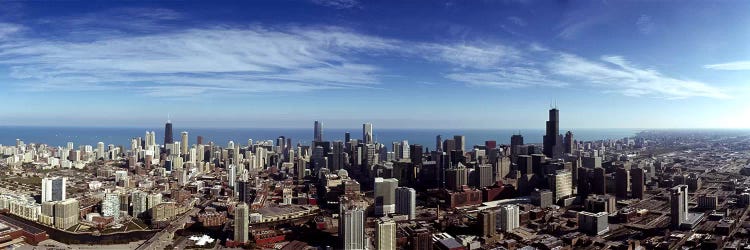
[585,194,617,214]
[363,123,373,145]
[314,121,323,142]
[479,210,496,237]
[340,201,365,250]
[237,180,254,204]
[102,193,121,221]
[132,191,148,217]
[39,201,55,226]
[331,141,345,171]
[374,178,398,216]
[551,170,573,203]
[42,177,66,202]
[180,131,188,156]
[410,144,423,166]
[436,135,443,152]
[631,167,645,199]
[96,142,105,159]
[498,204,520,232]
[531,189,554,208]
[510,134,524,160]
[582,156,603,169]
[543,108,563,159]
[578,211,609,235]
[395,187,416,220]
[670,185,689,228]
[234,202,250,244]
[453,135,465,152]
[445,164,468,191]
[54,198,79,230]
[564,131,574,154]
[476,164,494,188]
[615,167,630,199]
[376,218,396,250]
[516,155,532,175]
[592,168,607,194]
[147,192,163,212]
[698,195,718,210]
[228,164,237,188]
[164,120,173,145]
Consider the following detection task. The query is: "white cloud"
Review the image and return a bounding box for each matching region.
[446,67,565,88]
[0,23,22,39]
[0,26,391,96]
[704,61,750,71]
[636,14,655,34]
[507,16,527,26]
[422,43,520,69]
[0,8,730,100]
[548,54,729,99]
[311,0,360,9]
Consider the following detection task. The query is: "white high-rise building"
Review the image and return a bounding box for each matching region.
[131,191,148,217]
[102,192,121,221]
[54,198,79,230]
[671,185,689,228]
[340,203,365,250]
[376,218,396,250]
[235,202,250,244]
[42,177,66,202]
[130,138,139,154]
[181,131,189,155]
[395,187,416,220]
[498,204,520,232]
[145,131,156,148]
[228,165,237,188]
[374,178,398,216]
[147,192,163,212]
[400,140,410,161]
[96,142,105,160]
[551,170,573,203]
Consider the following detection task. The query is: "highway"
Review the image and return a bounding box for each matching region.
[135,206,201,250]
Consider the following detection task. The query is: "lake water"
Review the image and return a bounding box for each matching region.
[0,126,639,149]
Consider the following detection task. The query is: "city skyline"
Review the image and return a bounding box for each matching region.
[0,1,749,129]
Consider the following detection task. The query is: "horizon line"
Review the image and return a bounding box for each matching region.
[1,124,749,130]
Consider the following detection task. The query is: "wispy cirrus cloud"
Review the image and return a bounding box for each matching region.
[422,43,521,69]
[636,14,655,34]
[0,23,23,39]
[446,67,565,88]
[548,54,729,99]
[507,16,527,26]
[0,7,731,100]
[311,0,360,9]
[0,26,390,96]
[704,61,750,71]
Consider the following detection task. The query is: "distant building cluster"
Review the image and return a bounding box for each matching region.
[1,108,750,249]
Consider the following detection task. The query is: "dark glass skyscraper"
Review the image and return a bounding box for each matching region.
[564,131,574,154]
[164,120,173,145]
[314,120,323,142]
[543,108,563,159]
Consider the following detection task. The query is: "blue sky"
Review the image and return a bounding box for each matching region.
[0,0,748,129]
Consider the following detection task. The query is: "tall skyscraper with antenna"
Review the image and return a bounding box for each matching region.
[164,119,173,145]
[543,107,563,159]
